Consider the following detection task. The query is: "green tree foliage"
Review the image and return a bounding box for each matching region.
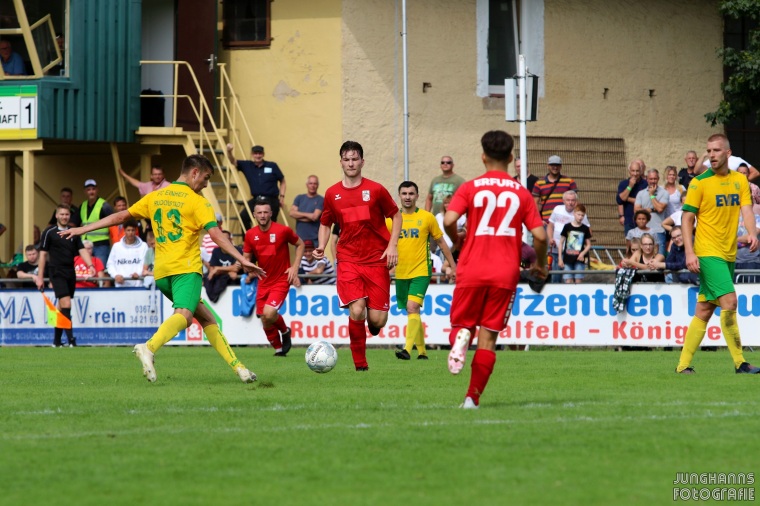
[706,0,760,125]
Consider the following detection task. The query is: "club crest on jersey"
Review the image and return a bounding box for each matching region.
[270,233,276,243]
[362,190,370,202]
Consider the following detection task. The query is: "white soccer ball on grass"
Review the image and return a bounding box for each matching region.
[305,341,338,373]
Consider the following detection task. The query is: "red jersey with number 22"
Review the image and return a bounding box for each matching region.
[448,170,543,290]
[321,177,399,266]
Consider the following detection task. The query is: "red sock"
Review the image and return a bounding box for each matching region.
[264,325,282,349]
[448,326,477,347]
[274,314,288,333]
[348,318,368,368]
[466,349,496,406]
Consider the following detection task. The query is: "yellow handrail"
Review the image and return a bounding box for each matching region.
[139,60,255,233]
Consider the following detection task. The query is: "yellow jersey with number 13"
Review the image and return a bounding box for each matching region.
[128,181,217,280]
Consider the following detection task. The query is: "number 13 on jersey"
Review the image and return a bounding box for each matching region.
[153,208,183,243]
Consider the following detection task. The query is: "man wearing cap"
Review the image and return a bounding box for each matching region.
[298,240,335,285]
[226,144,286,229]
[532,155,578,223]
[289,175,324,244]
[80,179,114,267]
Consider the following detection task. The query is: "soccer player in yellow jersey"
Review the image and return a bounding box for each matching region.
[677,134,760,374]
[60,155,266,383]
[388,181,457,360]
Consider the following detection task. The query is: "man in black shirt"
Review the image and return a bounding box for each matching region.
[37,205,96,347]
[226,144,287,228]
[48,187,81,227]
[13,244,44,288]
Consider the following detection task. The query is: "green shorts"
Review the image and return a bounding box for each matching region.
[156,273,203,313]
[697,257,735,303]
[395,276,430,309]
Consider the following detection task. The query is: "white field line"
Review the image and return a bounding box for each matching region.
[2,408,757,441]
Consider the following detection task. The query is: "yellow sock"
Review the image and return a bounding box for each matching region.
[147,313,188,353]
[413,315,426,355]
[676,316,707,372]
[405,313,419,353]
[204,324,242,369]
[720,310,746,368]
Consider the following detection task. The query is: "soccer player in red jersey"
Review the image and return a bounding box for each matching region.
[243,198,305,356]
[444,130,548,408]
[313,141,402,371]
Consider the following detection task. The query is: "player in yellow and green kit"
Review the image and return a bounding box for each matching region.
[676,133,760,374]
[388,181,457,360]
[61,155,266,383]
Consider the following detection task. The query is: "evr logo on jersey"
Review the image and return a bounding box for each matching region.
[715,194,740,207]
[362,190,370,202]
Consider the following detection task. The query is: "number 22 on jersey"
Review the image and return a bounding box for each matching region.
[473,190,519,236]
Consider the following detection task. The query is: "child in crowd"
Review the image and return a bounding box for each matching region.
[620,237,642,269]
[625,209,652,242]
[558,203,592,284]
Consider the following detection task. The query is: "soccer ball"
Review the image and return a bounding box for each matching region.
[305,341,338,373]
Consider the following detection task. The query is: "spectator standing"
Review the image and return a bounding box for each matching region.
[0,40,25,76]
[736,164,760,205]
[425,156,466,216]
[663,166,686,218]
[226,144,286,228]
[119,165,170,196]
[626,209,653,242]
[299,240,335,285]
[634,168,669,255]
[37,205,96,347]
[558,203,592,284]
[80,179,114,267]
[616,160,648,236]
[532,155,577,223]
[312,141,402,371]
[243,198,304,357]
[678,151,699,188]
[106,219,148,287]
[546,191,590,283]
[391,181,457,361]
[142,230,156,289]
[435,195,465,260]
[676,133,760,375]
[289,175,324,243]
[13,245,43,288]
[74,240,107,288]
[513,158,538,193]
[48,187,81,227]
[444,130,547,409]
[109,196,141,244]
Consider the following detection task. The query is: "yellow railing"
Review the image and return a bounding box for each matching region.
[139,60,257,232]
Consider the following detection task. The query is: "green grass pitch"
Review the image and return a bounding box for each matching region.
[1,346,758,505]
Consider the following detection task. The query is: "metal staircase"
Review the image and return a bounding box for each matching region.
[134,60,258,239]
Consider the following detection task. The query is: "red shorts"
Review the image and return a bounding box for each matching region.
[450,286,516,332]
[337,261,391,311]
[255,282,289,315]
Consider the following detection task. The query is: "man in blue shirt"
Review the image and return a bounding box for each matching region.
[289,175,324,243]
[226,144,286,229]
[0,41,25,76]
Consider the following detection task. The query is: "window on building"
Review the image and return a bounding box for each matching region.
[0,0,67,79]
[476,0,543,97]
[223,0,271,49]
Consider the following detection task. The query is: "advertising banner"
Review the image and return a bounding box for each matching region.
[3,284,759,347]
